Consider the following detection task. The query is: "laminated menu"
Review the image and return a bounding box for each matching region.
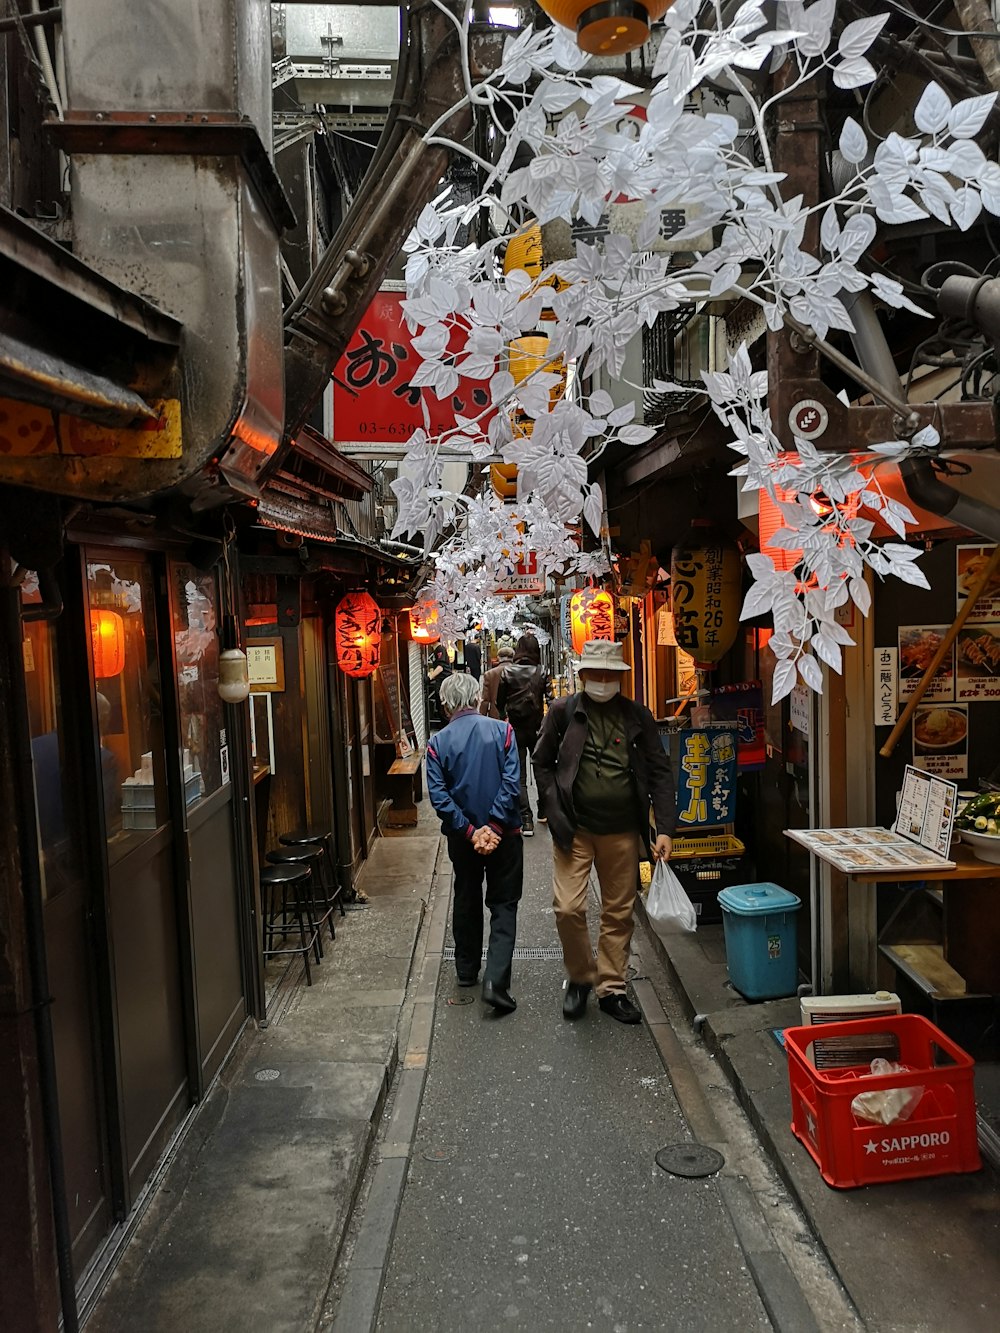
[786,769,958,874]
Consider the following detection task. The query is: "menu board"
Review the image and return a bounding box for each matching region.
[786,769,958,874]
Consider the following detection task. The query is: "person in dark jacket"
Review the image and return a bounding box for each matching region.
[426,672,523,1015]
[463,633,482,681]
[426,643,452,726]
[496,632,551,837]
[479,642,514,719]
[533,639,675,1025]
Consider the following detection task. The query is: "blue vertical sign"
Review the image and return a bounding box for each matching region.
[668,728,738,828]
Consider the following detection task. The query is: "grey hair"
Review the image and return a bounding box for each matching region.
[439,672,481,715]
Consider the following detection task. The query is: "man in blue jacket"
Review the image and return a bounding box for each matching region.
[427,672,523,1015]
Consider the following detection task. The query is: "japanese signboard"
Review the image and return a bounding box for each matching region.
[874,647,898,726]
[669,728,738,828]
[332,290,492,442]
[711,681,765,770]
[495,551,545,596]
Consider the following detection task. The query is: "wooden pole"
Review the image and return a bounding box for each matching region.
[879,545,1000,758]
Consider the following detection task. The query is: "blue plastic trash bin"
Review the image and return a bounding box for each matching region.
[718,882,801,1001]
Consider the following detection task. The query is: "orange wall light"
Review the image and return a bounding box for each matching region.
[90,609,126,678]
[409,602,441,644]
[758,486,803,573]
[335,592,382,678]
[569,588,615,655]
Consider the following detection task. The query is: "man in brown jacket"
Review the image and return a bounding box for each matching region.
[479,643,514,720]
[533,639,674,1025]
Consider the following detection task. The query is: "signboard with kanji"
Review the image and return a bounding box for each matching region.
[668,728,738,828]
[332,290,493,442]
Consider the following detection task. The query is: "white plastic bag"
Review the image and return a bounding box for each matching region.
[645,859,697,937]
[850,1059,925,1127]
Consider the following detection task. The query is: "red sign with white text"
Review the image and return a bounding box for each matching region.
[332,291,493,443]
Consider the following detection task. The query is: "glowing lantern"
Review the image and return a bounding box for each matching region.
[758,485,803,573]
[409,602,441,644]
[536,1,675,56]
[669,524,742,670]
[90,609,126,678]
[569,588,615,655]
[335,592,382,678]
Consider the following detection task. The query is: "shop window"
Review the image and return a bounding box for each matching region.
[86,556,168,853]
[170,562,227,803]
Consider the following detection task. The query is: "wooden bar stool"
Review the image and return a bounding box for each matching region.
[266,847,325,961]
[260,862,316,986]
[278,831,345,925]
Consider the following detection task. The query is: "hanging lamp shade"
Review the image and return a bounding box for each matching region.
[503,222,543,279]
[335,592,382,677]
[669,523,742,669]
[569,588,615,655]
[537,1,674,56]
[758,485,803,573]
[409,601,441,644]
[90,608,126,678]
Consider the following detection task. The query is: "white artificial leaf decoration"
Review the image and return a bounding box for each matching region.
[913,82,951,135]
[797,653,824,692]
[948,93,997,140]
[771,658,798,704]
[838,16,889,61]
[839,118,868,165]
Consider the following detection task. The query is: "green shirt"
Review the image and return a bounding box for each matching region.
[572,698,637,834]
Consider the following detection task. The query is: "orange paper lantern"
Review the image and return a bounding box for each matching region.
[537,1,674,55]
[569,588,615,655]
[336,592,382,678]
[409,602,441,644]
[758,485,803,573]
[90,609,126,678]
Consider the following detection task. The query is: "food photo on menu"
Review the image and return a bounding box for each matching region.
[898,625,955,699]
[957,544,1000,616]
[912,704,969,779]
[956,625,1000,700]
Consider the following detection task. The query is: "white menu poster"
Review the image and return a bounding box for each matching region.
[893,766,958,859]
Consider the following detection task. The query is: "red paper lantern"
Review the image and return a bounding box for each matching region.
[569,588,615,655]
[759,485,803,573]
[90,609,126,678]
[409,601,441,644]
[336,592,382,678]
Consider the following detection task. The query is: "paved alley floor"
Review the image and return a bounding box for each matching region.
[376,819,772,1333]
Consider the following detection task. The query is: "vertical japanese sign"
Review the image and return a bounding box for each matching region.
[332,291,493,442]
[672,729,738,828]
[874,647,898,726]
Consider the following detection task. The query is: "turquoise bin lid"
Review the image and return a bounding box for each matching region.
[718,882,801,915]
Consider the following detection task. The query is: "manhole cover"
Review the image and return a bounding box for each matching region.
[422,1146,457,1162]
[255,1068,281,1082]
[655,1143,725,1178]
[447,995,475,1006]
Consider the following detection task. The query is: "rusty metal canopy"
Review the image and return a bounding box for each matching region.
[0,330,159,428]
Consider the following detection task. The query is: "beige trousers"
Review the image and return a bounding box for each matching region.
[552,829,641,997]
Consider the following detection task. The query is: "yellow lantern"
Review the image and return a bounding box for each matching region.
[669,524,742,669]
[536,1,675,56]
[569,588,615,655]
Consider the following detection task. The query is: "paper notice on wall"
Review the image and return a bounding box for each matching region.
[898,626,954,701]
[912,703,968,780]
[657,603,677,646]
[957,544,1000,621]
[874,647,898,726]
[789,683,810,737]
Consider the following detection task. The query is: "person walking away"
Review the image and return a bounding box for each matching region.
[532,639,674,1025]
[464,632,482,681]
[497,633,551,837]
[426,643,452,727]
[426,673,523,1015]
[479,643,514,720]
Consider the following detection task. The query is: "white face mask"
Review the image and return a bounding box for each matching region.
[582,678,620,704]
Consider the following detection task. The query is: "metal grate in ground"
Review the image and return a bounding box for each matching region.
[443,946,582,961]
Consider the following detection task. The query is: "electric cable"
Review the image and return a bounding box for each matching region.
[882,0,1000,40]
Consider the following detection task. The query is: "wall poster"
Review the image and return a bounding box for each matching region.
[956,544,1000,620]
[912,703,968,780]
[898,625,954,701]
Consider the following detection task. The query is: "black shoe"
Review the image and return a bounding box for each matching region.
[482,979,517,1014]
[456,972,479,987]
[522,818,534,837]
[598,993,642,1025]
[562,981,591,1020]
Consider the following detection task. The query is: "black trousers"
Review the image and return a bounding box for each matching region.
[447,833,523,988]
[514,728,537,821]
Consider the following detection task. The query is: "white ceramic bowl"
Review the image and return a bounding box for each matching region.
[961,828,1000,864]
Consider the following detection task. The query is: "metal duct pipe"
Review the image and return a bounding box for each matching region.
[846,289,1000,542]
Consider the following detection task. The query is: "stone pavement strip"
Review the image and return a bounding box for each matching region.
[87,834,442,1333]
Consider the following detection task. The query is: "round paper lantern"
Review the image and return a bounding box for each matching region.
[90,608,125,678]
[569,588,615,655]
[537,1,675,56]
[669,524,742,669]
[409,601,441,644]
[336,592,382,678]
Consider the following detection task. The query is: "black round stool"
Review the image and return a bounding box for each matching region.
[266,847,325,961]
[278,831,345,923]
[259,862,316,986]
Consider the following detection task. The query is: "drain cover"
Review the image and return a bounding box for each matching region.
[422,1146,457,1162]
[255,1068,281,1082]
[655,1143,725,1178]
[447,995,475,1006]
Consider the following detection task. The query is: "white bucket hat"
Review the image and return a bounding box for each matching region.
[577,639,630,673]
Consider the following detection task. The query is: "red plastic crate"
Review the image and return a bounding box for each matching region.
[784,1014,981,1189]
